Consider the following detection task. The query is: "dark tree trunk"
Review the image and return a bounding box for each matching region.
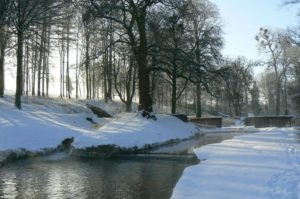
[75,31,79,99]
[42,32,46,97]
[196,83,202,117]
[276,81,281,115]
[274,68,281,115]
[66,23,71,99]
[0,42,5,98]
[0,25,6,97]
[37,24,45,97]
[25,42,29,96]
[85,33,90,99]
[107,46,113,101]
[171,76,177,114]
[135,9,152,112]
[126,101,132,112]
[59,37,65,98]
[104,50,108,102]
[32,32,38,96]
[284,74,288,115]
[92,60,95,99]
[15,30,24,109]
[137,56,152,112]
[46,26,51,97]
[107,21,113,101]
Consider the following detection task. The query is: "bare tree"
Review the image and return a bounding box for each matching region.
[221,57,253,117]
[10,0,65,108]
[188,0,223,117]
[82,7,92,99]
[90,0,160,112]
[0,0,10,97]
[256,28,290,115]
[114,52,137,112]
[148,0,192,114]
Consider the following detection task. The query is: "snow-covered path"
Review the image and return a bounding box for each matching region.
[171,128,300,199]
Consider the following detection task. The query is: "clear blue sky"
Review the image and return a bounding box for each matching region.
[210,0,299,60]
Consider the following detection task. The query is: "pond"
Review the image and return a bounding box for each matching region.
[0,132,242,199]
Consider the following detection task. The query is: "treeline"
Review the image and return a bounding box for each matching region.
[255,27,300,116]
[0,0,299,117]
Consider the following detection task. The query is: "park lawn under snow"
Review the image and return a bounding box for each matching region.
[0,95,197,152]
[171,128,300,199]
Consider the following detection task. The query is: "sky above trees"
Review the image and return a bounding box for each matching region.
[211,0,299,60]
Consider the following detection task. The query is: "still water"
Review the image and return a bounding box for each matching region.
[0,155,193,199]
[0,132,242,199]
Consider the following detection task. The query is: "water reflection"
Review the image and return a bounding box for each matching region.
[0,156,192,199]
[0,132,247,199]
[1,171,17,199]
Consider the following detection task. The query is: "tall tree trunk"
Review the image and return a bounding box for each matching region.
[85,33,90,99]
[0,29,5,97]
[275,69,281,115]
[37,24,45,96]
[25,42,29,96]
[276,79,281,115]
[66,23,71,99]
[46,25,51,97]
[196,83,202,117]
[135,10,152,112]
[284,74,288,115]
[0,24,7,97]
[0,46,4,97]
[75,31,79,99]
[62,39,65,98]
[126,101,132,112]
[32,33,38,96]
[15,30,24,109]
[104,50,108,102]
[42,31,46,97]
[107,22,113,101]
[92,60,95,99]
[59,38,64,98]
[171,75,177,114]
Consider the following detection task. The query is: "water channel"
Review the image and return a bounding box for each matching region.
[0,132,243,199]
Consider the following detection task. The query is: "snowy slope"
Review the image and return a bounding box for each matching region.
[171,128,300,199]
[0,95,197,151]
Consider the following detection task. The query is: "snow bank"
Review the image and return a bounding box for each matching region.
[171,128,300,199]
[75,112,197,148]
[0,95,197,152]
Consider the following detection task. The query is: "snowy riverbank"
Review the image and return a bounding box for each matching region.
[0,95,197,162]
[171,128,300,199]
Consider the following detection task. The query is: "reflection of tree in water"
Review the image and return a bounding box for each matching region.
[0,157,193,199]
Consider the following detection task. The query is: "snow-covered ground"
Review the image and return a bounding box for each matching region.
[4,95,300,199]
[171,128,300,199]
[0,95,197,152]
